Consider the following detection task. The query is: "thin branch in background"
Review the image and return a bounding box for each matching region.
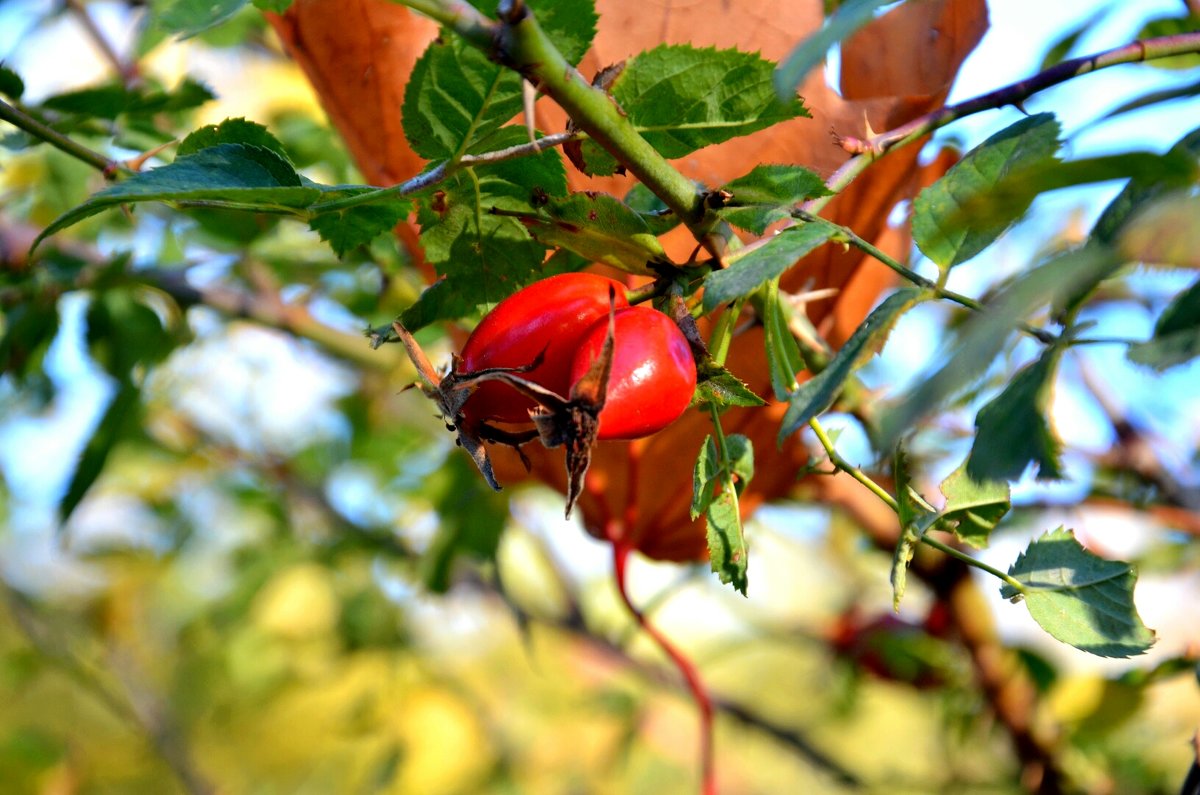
[805,31,1200,212]
[1,586,216,795]
[65,0,140,86]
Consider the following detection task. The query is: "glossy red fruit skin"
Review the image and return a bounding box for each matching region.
[460,273,629,423]
[570,306,697,440]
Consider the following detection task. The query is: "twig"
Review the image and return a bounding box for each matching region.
[1,586,215,795]
[65,0,139,86]
[611,541,716,795]
[0,98,126,176]
[305,131,576,214]
[806,32,1200,212]
[394,0,726,258]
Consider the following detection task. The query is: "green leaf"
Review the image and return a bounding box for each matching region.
[513,191,669,274]
[404,133,567,329]
[693,434,753,595]
[575,44,807,176]
[702,220,836,312]
[39,78,215,123]
[34,143,319,251]
[422,454,509,593]
[912,113,1061,269]
[774,0,895,97]
[967,346,1065,482]
[0,63,26,100]
[938,462,1010,549]
[527,0,598,66]
[1101,79,1200,120]
[891,445,935,609]
[1119,192,1200,269]
[60,383,139,525]
[718,164,829,234]
[1128,277,1200,371]
[692,361,766,411]
[1038,9,1105,70]
[178,117,291,162]
[1091,128,1200,245]
[878,247,1120,449]
[623,182,681,235]
[309,194,413,258]
[251,0,294,12]
[1002,528,1155,658]
[761,277,806,401]
[933,151,1197,255]
[780,287,922,442]
[158,0,248,38]
[402,34,523,161]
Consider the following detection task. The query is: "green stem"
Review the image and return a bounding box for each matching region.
[802,211,1058,346]
[807,416,899,513]
[0,98,127,176]
[707,297,743,367]
[804,31,1200,213]
[920,535,1026,594]
[394,0,723,255]
[808,416,1029,592]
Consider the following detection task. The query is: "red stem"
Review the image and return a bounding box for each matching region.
[611,539,716,795]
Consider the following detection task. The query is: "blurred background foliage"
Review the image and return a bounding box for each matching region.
[1,1,1199,793]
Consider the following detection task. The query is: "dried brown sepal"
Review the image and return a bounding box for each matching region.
[462,290,618,516]
[390,321,541,491]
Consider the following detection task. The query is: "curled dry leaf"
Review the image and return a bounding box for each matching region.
[271,0,988,561]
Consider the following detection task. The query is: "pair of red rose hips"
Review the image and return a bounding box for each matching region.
[458,273,697,440]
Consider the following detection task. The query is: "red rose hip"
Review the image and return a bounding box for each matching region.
[459,273,629,423]
[570,306,697,440]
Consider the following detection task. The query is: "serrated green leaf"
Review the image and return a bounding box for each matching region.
[718,164,829,234]
[694,433,753,595]
[527,0,597,66]
[33,143,318,251]
[967,346,1065,482]
[878,247,1120,449]
[575,44,807,176]
[1128,277,1200,371]
[1118,192,1200,269]
[513,191,668,274]
[939,462,1010,548]
[706,487,748,594]
[780,287,922,442]
[692,361,766,411]
[402,34,523,161]
[774,0,895,97]
[158,0,248,38]
[891,445,933,608]
[178,117,290,161]
[1002,528,1155,658]
[703,220,836,312]
[691,435,719,520]
[309,195,412,258]
[404,134,566,329]
[762,277,806,401]
[913,113,1061,269]
[0,63,26,100]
